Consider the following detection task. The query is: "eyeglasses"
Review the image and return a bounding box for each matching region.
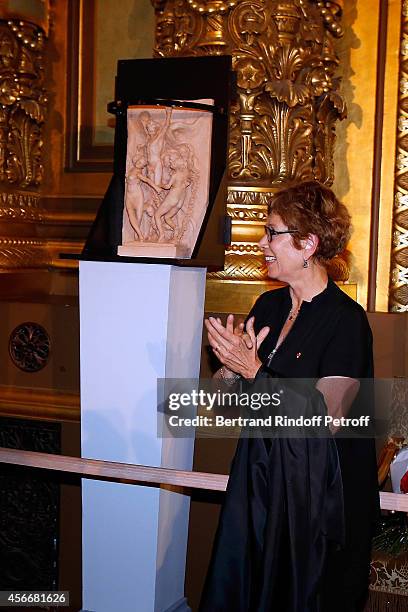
[264,226,298,241]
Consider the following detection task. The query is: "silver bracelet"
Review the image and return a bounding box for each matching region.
[220,366,241,386]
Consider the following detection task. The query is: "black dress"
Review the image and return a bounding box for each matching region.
[200,278,379,612]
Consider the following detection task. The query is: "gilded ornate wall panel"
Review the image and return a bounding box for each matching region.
[0,0,87,272]
[390,0,408,312]
[0,1,108,273]
[0,19,47,190]
[0,4,50,270]
[152,0,349,288]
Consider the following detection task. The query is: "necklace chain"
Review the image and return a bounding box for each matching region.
[287,305,301,321]
[267,302,302,361]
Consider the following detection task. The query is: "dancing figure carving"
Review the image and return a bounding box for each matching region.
[120,105,211,258]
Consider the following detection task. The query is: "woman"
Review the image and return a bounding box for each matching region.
[124,154,159,241]
[153,151,191,241]
[201,181,379,612]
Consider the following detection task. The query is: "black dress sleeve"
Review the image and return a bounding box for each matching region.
[318,304,373,379]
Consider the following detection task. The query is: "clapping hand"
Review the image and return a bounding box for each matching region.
[205,314,270,379]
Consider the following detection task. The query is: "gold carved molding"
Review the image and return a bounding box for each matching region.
[0,12,50,271]
[152,0,349,286]
[153,0,346,185]
[0,20,47,188]
[0,6,92,273]
[0,385,80,422]
[0,191,43,221]
[390,0,408,311]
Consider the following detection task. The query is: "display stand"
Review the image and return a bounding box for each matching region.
[67,55,233,612]
[79,260,206,612]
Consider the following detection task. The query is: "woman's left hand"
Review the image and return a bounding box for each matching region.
[205,315,270,379]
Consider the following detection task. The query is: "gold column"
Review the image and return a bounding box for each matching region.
[390,0,408,312]
[153,0,350,311]
[0,1,50,270]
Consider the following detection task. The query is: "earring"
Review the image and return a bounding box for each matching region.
[303,257,309,269]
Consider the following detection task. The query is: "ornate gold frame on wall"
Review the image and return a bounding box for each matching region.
[66,0,114,172]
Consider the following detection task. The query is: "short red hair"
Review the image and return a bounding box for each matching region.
[267,181,351,260]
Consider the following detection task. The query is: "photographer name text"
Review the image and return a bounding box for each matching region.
[167,415,371,428]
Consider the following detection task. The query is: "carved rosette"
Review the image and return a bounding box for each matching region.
[0,16,48,270]
[152,0,348,282]
[390,0,408,311]
[9,322,51,372]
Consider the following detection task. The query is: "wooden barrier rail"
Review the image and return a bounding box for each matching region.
[0,447,228,491]
[0,446,406,512]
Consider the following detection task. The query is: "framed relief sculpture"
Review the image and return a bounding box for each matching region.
[81,56,232,270]
[119,102,213,258]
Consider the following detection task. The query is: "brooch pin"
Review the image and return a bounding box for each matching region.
[296,352,302,359]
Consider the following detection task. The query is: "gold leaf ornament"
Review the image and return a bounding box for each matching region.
[265,79,310,107]
[0,76,19,105]
[186,0,239,15]
[235,58,265,90]
[18,99,45,123]
[153,0,349,280]
[0,28,18,70]
[228,0,269,47]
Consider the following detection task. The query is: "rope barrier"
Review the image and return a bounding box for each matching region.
[0,446,406,511]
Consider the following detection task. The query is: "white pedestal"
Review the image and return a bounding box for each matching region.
[79,261,206,612]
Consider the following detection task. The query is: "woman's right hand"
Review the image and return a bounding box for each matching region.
[209,315,247,382]
[205,315,270,379]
